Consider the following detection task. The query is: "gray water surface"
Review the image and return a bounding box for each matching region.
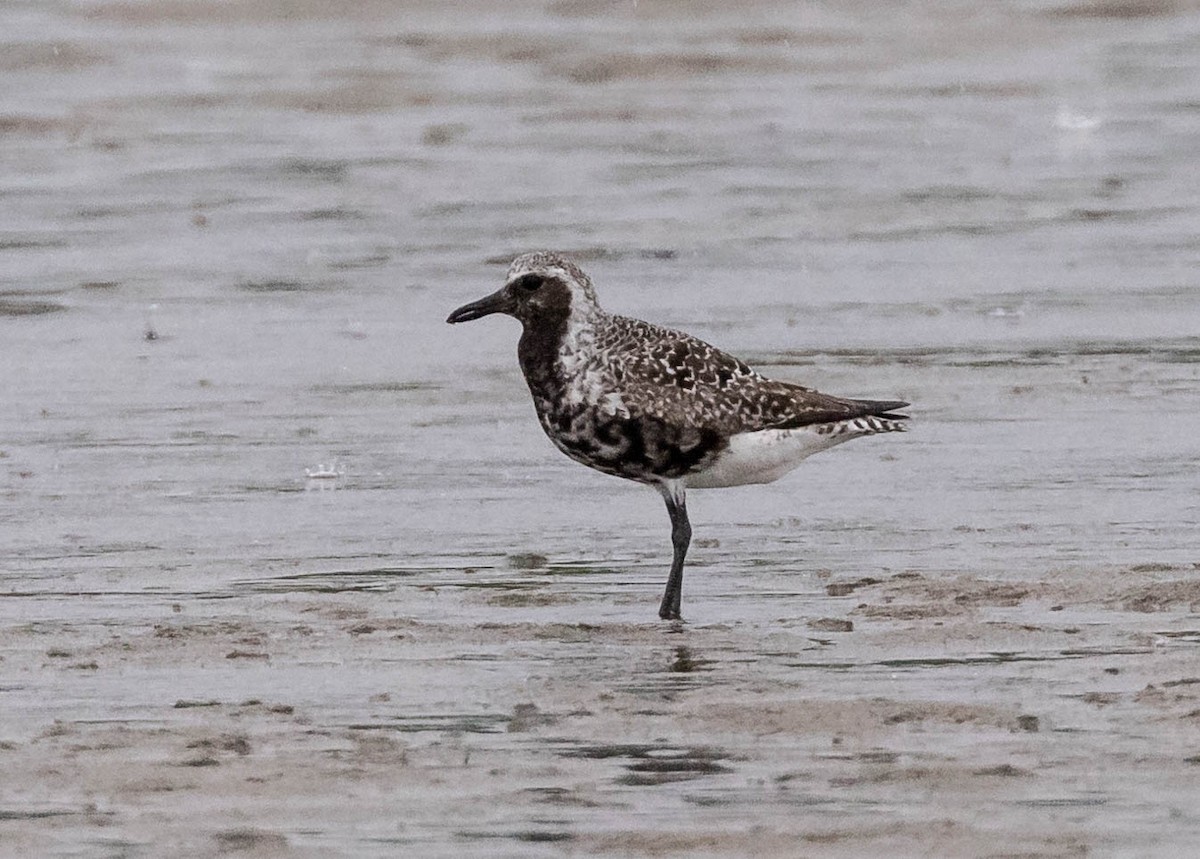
[3,1,1200,856]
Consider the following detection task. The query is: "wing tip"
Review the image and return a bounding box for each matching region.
[854,398,911,421]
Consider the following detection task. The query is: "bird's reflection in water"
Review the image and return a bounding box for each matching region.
[667,645,715,673]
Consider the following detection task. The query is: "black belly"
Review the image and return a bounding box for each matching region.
[539,402,725,483]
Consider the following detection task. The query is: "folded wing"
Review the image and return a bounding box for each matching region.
[601,316,909,434]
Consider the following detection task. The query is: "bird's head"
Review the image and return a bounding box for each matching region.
[446,251,601,329]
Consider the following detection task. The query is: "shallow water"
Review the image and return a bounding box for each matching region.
[3,1,1200,856]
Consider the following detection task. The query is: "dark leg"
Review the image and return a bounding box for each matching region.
[657,482,691,620]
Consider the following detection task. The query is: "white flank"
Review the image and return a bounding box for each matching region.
[687,418,904,489]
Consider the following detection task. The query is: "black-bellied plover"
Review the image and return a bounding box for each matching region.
[447,251,909,620]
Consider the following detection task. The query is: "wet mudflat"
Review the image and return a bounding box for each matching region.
[3,0,1200,856]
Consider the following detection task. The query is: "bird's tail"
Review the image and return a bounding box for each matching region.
[850,398,910,421]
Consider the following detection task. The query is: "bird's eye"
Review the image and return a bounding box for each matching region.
[515,274,543,292]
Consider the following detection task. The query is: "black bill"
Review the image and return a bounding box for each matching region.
[446,286,515,324]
